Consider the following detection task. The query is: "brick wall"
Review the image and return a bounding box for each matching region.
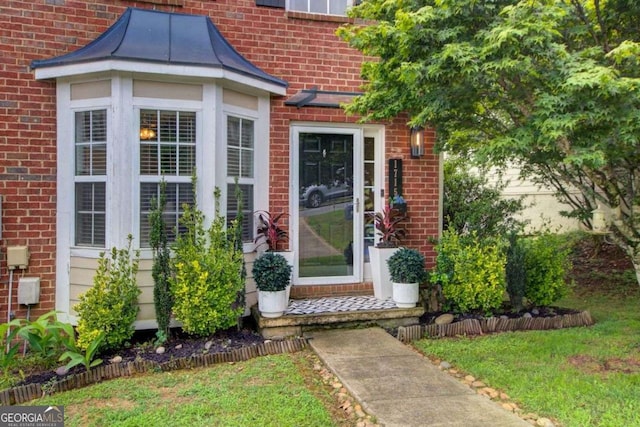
[0,0,440,314]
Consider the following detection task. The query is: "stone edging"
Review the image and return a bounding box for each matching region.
[397,310,594,343]
[1,338,308,406]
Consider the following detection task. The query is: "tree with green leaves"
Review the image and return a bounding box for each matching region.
[444,156,525,238]
[149,180,173,342]
[339,0,640,285]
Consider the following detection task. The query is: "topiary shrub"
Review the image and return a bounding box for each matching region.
[170,186,245,337]
[387,248,426,283]
[431,229,506,314]
[252,252,292,292]
[75,235,140,351]
[522,233,572,307]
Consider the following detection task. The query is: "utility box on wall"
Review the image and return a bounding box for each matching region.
[18,277,40,305]
[7,245,29,269]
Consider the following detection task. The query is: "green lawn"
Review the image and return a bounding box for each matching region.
[413,279,640,426]
[25,353,341,427]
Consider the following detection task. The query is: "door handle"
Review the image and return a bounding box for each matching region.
[355,198,360,213]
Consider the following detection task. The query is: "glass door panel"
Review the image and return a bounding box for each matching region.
[363,136,376,263]
[297,132,357,279]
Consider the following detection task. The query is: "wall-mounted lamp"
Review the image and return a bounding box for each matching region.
[410,126,425,158]
[139,127,156,140]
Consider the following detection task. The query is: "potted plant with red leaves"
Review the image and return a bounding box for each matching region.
[254,210,289,252]
[369,203,406,300]
[253,210,294,299]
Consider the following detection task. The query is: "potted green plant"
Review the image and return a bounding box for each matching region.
[369,203,406,300]
[387,248,426,308]
[252,252,293,318]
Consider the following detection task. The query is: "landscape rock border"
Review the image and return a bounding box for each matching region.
[397,310,594,343]
[1,338,307,406]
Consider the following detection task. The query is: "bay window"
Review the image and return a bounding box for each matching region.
[139,109,196,247]
[74,109,107,247]
[226,115,255,241]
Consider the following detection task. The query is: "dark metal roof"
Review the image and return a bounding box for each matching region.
[285,87,361,108]
[31,7,287,89]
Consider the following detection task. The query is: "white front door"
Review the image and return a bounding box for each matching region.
[291,126,364,285]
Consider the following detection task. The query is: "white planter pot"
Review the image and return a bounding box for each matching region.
[258,289,288,318]
[392,282,419,308]
[369,246,399,300]
[260,250,294,300]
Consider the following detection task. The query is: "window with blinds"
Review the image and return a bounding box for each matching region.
[139,109,196,247]
[74,109,107,246]
[227,115,255,242]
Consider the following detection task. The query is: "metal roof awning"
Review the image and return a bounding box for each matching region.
[31,7,287,94]
[285,87,361,108]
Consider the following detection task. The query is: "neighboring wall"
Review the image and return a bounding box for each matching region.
[0,0,440,320]
[493,167,581,233]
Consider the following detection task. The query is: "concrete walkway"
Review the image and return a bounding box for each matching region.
[305,327,530,427]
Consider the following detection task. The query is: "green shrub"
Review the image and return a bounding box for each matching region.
[0,319,24,371]
[17,311,73,360]
[75,236,141,351]
[59,331,105,372]
[387,248,426,283]
[148,180,173,340]
[522,233,572,306]
[252,253,292,292]
[505,233,526,312]
[170,187,245,337]
[431,229,506,314]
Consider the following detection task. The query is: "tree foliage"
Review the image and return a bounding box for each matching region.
[444,156,525,238]
[75,236,140,351]
[170,185,245,337]
[149,180,173,340]
[339,0,640,284]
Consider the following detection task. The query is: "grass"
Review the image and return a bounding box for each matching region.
[23,352,343,427]
[413,273,640,426]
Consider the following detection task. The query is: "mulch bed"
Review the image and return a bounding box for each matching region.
[3,323,307,406]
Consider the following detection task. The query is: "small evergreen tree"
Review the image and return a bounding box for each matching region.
[149,180,173,341]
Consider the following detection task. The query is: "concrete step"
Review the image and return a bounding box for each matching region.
[252,295,424,338]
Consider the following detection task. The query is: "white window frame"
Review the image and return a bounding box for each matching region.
[225,113,256,243]
[63,97,113,258]
[73,109,108,248]
[220,100,269,252]
[136,107,199,248]
[286,0,358,16]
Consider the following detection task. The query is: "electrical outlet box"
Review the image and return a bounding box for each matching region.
[7,245,29,269]
[18,277,40,305]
